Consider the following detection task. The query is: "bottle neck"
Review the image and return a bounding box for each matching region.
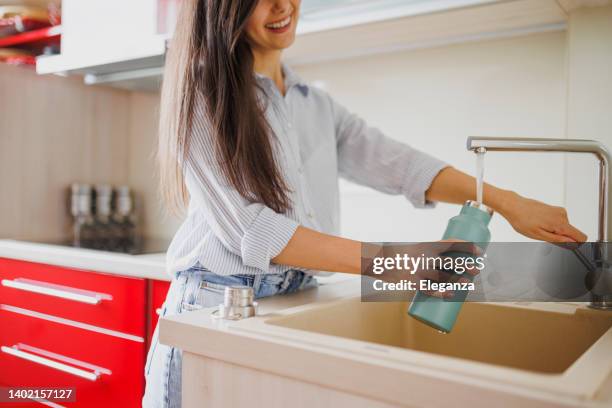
[460,203,493,225]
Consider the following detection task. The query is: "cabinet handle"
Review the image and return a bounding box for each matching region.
[1,278,110,305]
[1,345,105,381]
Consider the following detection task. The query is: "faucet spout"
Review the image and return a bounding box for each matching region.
[466,137,611,309]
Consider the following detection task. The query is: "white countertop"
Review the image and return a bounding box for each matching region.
[0,239,170,281]
[0,240,354,284]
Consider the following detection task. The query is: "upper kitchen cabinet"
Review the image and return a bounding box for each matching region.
[286,0,568,64]
[36,0,571,91]
[36,0,177,91]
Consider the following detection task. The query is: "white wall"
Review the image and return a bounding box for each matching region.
[294,31,570,242]
[565,4,612,241]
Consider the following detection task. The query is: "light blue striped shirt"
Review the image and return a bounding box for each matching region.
[166,64,448,277]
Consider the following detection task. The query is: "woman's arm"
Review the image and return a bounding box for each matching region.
[272,226,362,274]
[426,167,587,243]
[327,93,447,209]
[272,166,588,274]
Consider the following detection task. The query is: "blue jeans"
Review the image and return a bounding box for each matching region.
[142,264,317,408]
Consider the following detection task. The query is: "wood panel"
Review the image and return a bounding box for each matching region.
[182,353,402,408]
[127,91,182,240]
[0,64,131,240]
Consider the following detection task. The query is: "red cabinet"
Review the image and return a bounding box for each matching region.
[147,280,171,344]
[0,258,146,336]
[0,257,161,408]
[0,305,144,407]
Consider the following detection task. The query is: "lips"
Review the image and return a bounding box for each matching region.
[265,15,291,32]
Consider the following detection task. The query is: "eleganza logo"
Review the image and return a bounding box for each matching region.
[371,279,475,293]
[360,242,611,303]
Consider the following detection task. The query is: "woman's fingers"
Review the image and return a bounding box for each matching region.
[501,195,587,243]
[423,289,453,299]
[537,228,576,243]
[555,223,587,243]
[463,261,481,276]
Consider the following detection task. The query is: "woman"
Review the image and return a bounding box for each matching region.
[143,0,586,406]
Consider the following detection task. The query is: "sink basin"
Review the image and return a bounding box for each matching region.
[266,299,612,374]
[162,277,612,405]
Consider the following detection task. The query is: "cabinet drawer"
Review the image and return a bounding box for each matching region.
[0,258,146,336]
[0,305,144,408]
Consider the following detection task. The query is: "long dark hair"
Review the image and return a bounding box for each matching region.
[158,0,291,214]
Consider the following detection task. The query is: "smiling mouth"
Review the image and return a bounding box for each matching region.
[265,15,292,32]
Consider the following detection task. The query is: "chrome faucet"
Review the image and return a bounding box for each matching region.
[466,137,611,309]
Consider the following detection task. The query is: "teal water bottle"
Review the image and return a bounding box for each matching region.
[408,200,493,333]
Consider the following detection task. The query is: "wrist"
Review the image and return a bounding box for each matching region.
[485,187,519,217]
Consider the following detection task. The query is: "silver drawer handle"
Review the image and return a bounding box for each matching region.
[1,278,111,305]
[1,345,105,381]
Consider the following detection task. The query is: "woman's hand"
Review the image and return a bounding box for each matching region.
[498,192,587,243]
[426,168,588,244]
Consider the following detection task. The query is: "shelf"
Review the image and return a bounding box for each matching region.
[285,0,567,65]
[36,34,167,92]
[0,25,61,48]
[84,66,164,92]
[297,0,497,35]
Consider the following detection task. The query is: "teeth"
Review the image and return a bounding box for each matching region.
[266,16,291,29]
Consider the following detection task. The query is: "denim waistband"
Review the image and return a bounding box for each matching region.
[175,263,312,298]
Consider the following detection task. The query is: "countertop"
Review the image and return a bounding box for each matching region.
[0,239,170,281]
[160,277,612,408]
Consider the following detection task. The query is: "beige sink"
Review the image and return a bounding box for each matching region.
[254,298,612,400]
[266,299,612,374]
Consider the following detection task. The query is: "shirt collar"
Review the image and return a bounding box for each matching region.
[255,63,309,96]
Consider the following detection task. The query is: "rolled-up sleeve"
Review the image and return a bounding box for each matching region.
[328,94,448,208]
[184,108,299,272]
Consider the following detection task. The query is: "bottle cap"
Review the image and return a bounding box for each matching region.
[462,200,494,225]
[465,200,493,215]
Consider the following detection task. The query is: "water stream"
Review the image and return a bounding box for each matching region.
[476,150,485,205]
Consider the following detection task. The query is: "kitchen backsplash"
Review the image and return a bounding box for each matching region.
[0,64,180,242]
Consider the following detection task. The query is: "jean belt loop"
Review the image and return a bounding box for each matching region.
[298,271,309,290]
[176,271,188,285]
[252,273,263,298]
[281,270,295,292]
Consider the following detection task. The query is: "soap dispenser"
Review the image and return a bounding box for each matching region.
[408,200,493,333]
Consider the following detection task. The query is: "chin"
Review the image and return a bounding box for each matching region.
[272,35,296,51]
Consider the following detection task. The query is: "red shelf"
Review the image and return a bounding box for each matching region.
[0,25,61,48]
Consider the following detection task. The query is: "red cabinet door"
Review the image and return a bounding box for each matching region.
[0,258,146,336]
[0,304,145,408]
[147,280,171,344]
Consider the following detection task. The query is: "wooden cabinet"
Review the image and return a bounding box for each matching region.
[0,257,171,407]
